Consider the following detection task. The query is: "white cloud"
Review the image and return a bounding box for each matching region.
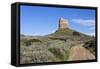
[72,19,95,36]
[72,19,95,26]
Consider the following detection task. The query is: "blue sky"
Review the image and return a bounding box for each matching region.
[20,5,96,36]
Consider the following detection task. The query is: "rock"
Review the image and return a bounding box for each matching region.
[59,17,69,29]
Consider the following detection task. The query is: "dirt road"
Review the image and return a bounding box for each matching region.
[68,44,95,61]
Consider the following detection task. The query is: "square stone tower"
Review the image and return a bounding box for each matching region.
[59,17,69,29]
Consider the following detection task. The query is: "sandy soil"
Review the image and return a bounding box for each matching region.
[68,44,95,61]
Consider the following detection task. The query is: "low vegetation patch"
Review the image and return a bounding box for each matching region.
[21,38,42,46]
[20,28,95,64]
[84,39,96,55]
[73,31,80,36]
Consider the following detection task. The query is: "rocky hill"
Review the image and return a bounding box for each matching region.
[20,18,95,64]
[20,28,95,64]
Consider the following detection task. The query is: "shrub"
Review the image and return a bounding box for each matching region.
[25,39,42,46]
[48,47,69,60]
[84,39,96,55]
[84,40,95,48]
[21,38,28,46]
[20,37,71,63]
[49,37,66,42]
[20,49,57,63]
[73,31,80,36]
[48,48,64,60]
[28,39,42,42]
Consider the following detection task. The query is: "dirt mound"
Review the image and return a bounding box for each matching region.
[68,44,95,61]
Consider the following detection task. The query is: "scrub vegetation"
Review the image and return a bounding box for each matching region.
[20,28,96,64]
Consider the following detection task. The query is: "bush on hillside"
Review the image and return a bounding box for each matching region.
[24,39,42,46]
[73,31,80,36]
[84,39,96,55]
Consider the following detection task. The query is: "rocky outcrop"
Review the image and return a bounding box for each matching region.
[59,17,69,29]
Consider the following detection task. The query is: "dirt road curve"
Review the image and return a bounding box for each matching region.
[68,44,95,61]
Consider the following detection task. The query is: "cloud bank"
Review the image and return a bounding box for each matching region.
[72,19,95,36]
[72,19,95,26]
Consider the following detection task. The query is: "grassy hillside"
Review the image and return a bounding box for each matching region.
[49,28,89,38]
[20,28,95,64]
[52,28,74,36]
[49,28,92,44]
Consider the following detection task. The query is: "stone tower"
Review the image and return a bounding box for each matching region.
[59,17,68,29]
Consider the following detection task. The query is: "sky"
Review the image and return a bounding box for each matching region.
[20,5,96,36]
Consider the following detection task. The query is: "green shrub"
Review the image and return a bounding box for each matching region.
[24,39,42,46]
[84,39,96,55]
[20,49,57,64]
[73,31,80,36]
[21,38,28,46]
[48,47,69,60]
[48,48,64,60]
[49,37,66,42]
[28,39,42,42]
